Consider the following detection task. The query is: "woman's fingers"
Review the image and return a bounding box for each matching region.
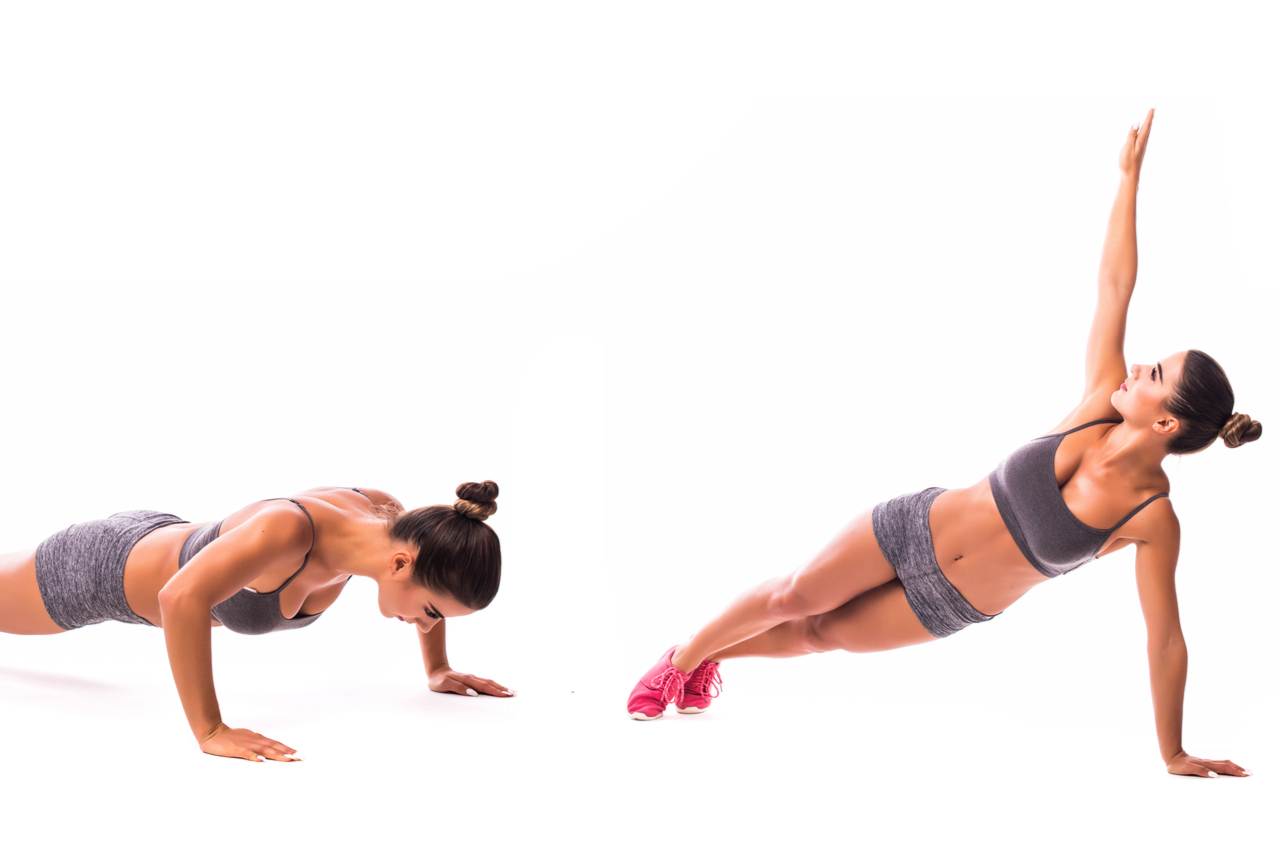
[260,746,301,762]
[484,678,514,695]
[468,676,509,696]
[459,674,515,696]
[1202,758,1249,777]
[1136,108,1154,148]
[257,739,300,761]
[1169,754,1252,778]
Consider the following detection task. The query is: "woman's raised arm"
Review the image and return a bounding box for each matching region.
[1082,109,1154,398]
[156,502,311,761]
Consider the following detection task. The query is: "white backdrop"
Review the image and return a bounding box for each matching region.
[1,3,1276,851]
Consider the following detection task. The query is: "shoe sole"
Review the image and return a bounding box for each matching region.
[675,706,707,714]
[628,711,663,721]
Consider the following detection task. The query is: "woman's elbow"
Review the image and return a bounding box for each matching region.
[157,582,208,618]
[1146,629,1186,657]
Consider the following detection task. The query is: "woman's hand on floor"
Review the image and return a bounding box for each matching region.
[428,665,514,698]
[1166,750,1250,778]
[199,722,301,762]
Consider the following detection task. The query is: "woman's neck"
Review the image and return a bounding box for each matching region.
[324,517,399,581]
[1098,420,1170,480]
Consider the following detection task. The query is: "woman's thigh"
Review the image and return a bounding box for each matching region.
[0,549,66,635]
[770,508,899,618]
[805,579,937,653]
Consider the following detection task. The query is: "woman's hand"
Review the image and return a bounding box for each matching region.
[1166,750,1250,778]
[428,665,515,698]
[199,722,301,762]
[1119,108,1155,178]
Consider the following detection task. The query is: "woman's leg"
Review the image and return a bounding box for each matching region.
[670,508,897,673]
[0,549,66,635]
[710,578,935,660]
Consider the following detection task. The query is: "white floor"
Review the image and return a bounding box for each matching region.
[2,578,1274,851]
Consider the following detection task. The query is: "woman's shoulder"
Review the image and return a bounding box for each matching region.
[350,487,404,512]
[1122,491,1179,544]
[291,486,401,505]
[306,485,405,512]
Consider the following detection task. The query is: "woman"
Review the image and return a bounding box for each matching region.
[0,481,512,761]
[625,110,1260,779]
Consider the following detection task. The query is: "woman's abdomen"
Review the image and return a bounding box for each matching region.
[927,478,1049,615]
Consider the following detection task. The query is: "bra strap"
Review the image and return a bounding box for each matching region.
[1107,493,1171,533]
[267,498,317,588]
[1058,419,1122,437]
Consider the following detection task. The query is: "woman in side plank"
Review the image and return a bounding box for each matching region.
[625,111,1259,779]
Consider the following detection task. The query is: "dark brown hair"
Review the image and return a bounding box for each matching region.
[1166,350,1262,455]
[390,481,501,610]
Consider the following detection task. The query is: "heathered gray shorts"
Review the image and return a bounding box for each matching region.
[35,510,187,630]
[872,487,998,639]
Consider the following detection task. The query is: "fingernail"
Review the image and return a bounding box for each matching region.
[1244,769,1253,775]
[1208,771,1219,778]
[466,688,478,696]
[1132,123,1140,130]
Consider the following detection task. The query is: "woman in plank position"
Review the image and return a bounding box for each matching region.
[625,110,1259,778]
[0,481,511,761]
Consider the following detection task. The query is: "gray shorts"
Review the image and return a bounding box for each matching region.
[871,487,997,639]
[35,510,187,630]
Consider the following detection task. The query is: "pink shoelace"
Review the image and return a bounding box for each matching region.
[646,664,690,704]
[684,660,722,700]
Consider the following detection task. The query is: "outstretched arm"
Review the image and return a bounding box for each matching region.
[1134,507,1247,777]
[157,503,310,761]
[417,619,514,698]
[1082,109,1154,397]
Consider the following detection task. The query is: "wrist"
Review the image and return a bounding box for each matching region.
[195,719,225,743]
[1163,748,1186,765]
[426,661,451,676]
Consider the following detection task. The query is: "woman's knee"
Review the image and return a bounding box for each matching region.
[802,611,887,654]
[762,577,831,622]
[799,614,849,654]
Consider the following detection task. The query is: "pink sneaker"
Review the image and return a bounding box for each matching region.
[675,658,722,714]
[627,646,690,721]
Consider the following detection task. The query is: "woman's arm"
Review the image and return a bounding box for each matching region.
[1082,109,1154,397]
[1133,506,1248,777]
[420,617,450,675]
[417,620,514,698]
[157,503,311,761]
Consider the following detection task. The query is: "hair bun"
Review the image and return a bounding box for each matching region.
[454,480,499,521]
[1219,413,1262,449]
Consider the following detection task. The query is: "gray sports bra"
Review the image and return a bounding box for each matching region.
[988,420,1169,579]
[178,490,368,635]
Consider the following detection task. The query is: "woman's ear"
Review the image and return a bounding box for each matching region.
[1153,415,1179,437]
[389,550,415,580]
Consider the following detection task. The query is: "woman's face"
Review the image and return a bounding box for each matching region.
[1111,350,1187,433]
[376,550,476,633]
